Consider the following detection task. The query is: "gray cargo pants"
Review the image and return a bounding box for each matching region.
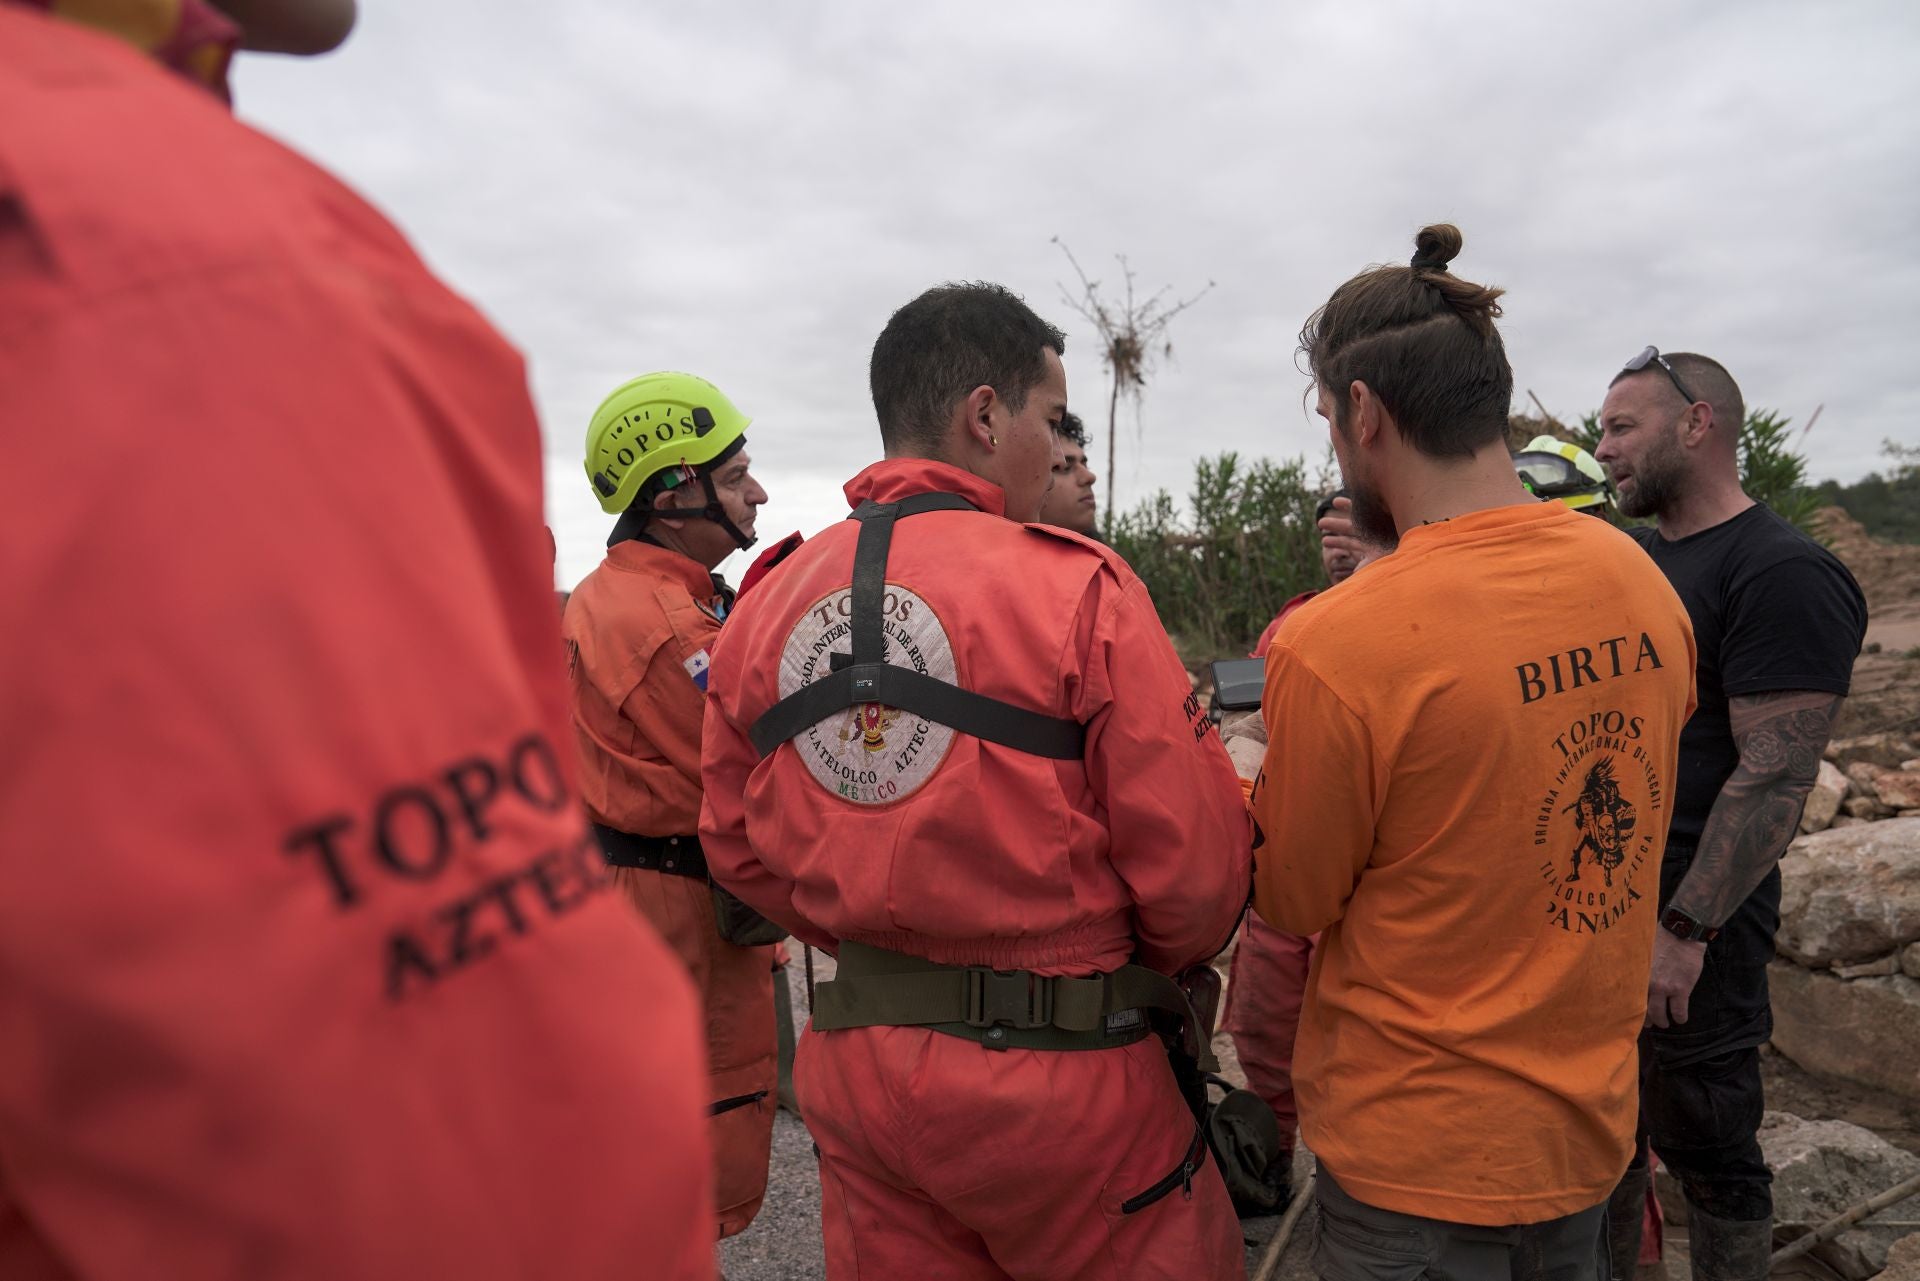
[1314,1168,1609,1281]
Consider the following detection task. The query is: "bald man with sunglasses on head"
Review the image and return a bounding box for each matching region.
[1594,348,1866,1281]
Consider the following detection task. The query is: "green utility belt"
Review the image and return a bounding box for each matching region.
[812,940,1215,1067]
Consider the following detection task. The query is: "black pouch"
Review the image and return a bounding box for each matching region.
[711,884,788,947]
[1205,1076,1290,1217]
[1162,965,1290,1218]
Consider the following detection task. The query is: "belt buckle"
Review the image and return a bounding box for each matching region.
[964,968,1051,1030]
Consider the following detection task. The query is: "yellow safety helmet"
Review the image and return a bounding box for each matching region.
[1515,434,1612,513]
[584,371,751,515]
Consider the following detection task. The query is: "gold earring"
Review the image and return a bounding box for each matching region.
[989,433,997,447]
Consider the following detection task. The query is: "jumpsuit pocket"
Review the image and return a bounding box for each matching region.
[1118,1124,1206,1214]
[709,1089,769,1117]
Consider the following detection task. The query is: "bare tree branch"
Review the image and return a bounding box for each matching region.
[1053,237,1213,534]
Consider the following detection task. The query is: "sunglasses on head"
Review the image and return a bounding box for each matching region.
[1621,346,1700,408]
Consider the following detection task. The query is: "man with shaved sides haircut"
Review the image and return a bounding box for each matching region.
[1595,350,1866,1281]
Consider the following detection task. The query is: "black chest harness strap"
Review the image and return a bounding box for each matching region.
[747,492,1085,761]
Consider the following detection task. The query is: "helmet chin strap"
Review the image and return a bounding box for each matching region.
[694,469,758,551]
[608,442,756,552]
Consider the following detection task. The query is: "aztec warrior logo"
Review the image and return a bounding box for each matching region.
[1532,709,1666,935]
[778,584,957,805]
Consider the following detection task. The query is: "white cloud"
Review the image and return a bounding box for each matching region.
[235,0,1920,586]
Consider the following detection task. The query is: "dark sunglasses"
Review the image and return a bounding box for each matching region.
[1621,346,1700,408]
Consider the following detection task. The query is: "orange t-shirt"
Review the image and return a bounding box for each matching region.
[1250,501,1696,1225]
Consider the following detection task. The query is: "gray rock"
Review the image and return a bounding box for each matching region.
[1884,1232,1920,1281]
[1776,818,1920,966]
[1832,816,1870,828]
[1827,733,1919,771]
[1905,942,1920,980]
[1833,955,1899,979]
[1846,761,1888,800]
[1802,760,1852,833]
[1844,795,1892,820]
[1770,963,1920,1100]
[1880,771,1920,810]
[1759,1111,1920,1280]
[1840,766,1920,811]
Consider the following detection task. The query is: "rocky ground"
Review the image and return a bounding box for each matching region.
[1818,507,1920,740]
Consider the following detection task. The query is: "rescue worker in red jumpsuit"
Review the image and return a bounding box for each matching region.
[700,282,1253,1280]
[0,6,715,1277]
[1220,488,1369,1184]
[565,372,779,1240]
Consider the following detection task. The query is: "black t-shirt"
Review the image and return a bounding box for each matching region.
[1631,503,1867,845]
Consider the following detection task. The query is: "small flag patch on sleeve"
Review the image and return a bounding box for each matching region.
[683,648,712,692]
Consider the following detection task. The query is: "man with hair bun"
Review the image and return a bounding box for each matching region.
[1240,226,1697,1279]
[1596,350,1865,1281]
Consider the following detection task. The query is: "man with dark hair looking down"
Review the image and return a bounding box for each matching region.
[1038,409,1100,535]
[699,281,1251,1279]
[1240,225,1697,1280]
[1594,349,1865,1281]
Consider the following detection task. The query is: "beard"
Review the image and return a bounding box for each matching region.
[1345,475,1401,551]
[1616,425,1688,520]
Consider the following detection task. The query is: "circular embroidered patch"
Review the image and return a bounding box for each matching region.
[777,584,957,805]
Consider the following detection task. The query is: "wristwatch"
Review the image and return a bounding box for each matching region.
[1660,906,1720,943]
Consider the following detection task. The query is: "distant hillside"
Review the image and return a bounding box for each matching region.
[1814,463,1920,545]
[1814,507,1920,738]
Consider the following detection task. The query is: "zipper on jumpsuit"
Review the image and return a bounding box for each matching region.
[1118,1125,1206,1214]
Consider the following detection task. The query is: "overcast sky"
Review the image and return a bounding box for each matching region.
[235,0,1920,586]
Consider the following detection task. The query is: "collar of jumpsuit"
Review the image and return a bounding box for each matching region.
[843,458,1008,517]
[607,535,730,609]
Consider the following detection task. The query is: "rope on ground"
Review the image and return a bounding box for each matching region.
[1252,1168,1315,1281]
[1770,1169,1920,1268]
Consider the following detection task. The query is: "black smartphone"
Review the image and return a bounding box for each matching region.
[1208,657,1267,712]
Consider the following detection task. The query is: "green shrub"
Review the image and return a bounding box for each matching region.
[1108,452,1329,659]
[1810,441,1920,545]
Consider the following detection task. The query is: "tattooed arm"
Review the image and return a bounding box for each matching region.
[1671,690,1841,924]
[1647,690,1841,1027]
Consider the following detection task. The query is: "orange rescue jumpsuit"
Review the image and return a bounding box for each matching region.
[701,460,1253,1281]
[565,539,777,1239]
[0,10,714,1278]
[1222,592,1318,1154]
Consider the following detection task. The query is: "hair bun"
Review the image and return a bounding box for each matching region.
[1410,223,1463,273]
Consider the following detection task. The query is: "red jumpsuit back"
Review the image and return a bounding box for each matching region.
[702,460,1252,1280]
[0,12,713,1278]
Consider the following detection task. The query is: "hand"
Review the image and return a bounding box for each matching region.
[1317,496,1385,573]
[1645,932,1707,1028]
[1316,495,1355,542]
